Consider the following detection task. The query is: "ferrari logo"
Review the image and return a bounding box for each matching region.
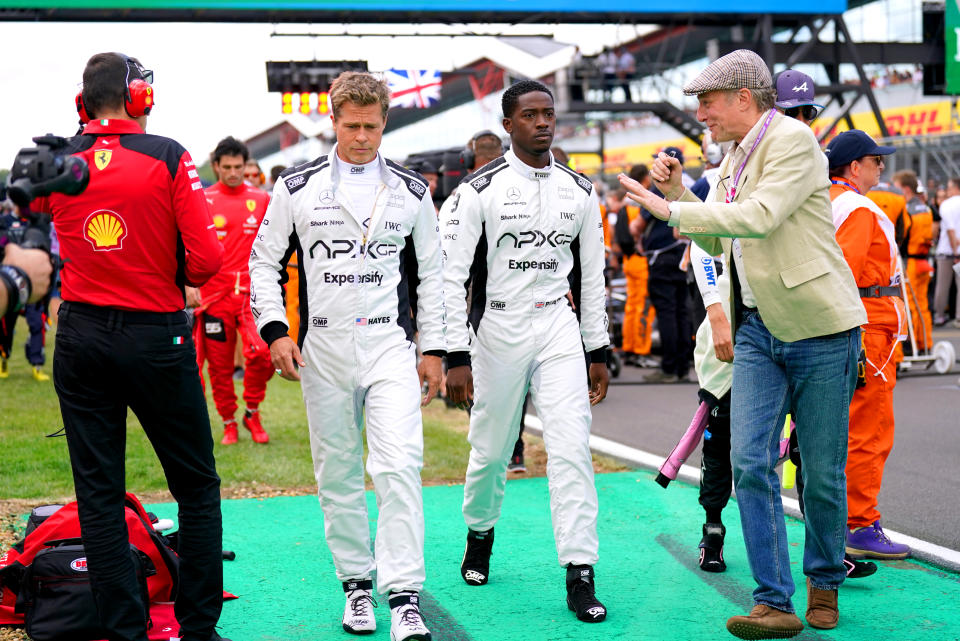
[94,150,112,171]
[246,199,257,212]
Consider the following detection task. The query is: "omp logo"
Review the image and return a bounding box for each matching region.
[350,166,365,174]
[586,606,605,618]
[71,558,88,572]
[701,256,716,287]
[308,239,398,260]
[532,170,550,180]
[285,175,305,189]
[471,176,489,190]
[464,570,486,583]
[489,300,506,310]
[83,210,127,251]
[577,175,592,191]
[311,316,328,327]
[558,187,574,200]
[506,186,521,201]
[496,230,572,248]
[509,259,559,272]
[408,180,426,197]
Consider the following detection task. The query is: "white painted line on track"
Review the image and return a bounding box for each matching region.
[522,414,960,572]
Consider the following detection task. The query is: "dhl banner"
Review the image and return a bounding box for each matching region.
[571,100,958,176]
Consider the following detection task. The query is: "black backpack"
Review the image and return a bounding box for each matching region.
[15,538,155,641]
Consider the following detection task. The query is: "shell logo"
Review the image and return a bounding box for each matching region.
[83,210,127,251]
[213,214,227,228]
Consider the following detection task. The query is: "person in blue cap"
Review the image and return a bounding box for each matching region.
[774,69,824,126]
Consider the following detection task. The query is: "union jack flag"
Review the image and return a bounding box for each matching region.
[385,69,442,109]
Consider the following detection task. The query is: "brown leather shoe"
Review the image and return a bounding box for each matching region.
[805,578,839,629]
[726,604,804,639]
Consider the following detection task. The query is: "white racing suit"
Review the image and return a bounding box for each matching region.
[441,149,608,566]
[249,146,446,594]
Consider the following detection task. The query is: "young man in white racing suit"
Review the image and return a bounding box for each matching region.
[441,80,610,623]
[249,72,445,641]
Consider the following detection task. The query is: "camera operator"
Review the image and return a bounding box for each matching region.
[28,52,227,641]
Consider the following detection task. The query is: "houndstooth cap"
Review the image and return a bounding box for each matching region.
[683,49,773,96]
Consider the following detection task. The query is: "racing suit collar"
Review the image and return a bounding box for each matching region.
[504,147,554,181]
[82,119,144,135]
[328,143,399,191]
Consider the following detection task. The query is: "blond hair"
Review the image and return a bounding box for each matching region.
[329,71,391,119]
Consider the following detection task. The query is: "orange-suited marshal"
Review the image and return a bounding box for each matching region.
[191,138,272,445]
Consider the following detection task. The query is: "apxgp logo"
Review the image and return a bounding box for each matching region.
[308,239,398,260]
[496,229,572,248]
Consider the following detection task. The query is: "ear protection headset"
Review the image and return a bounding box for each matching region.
[75,54,155,125]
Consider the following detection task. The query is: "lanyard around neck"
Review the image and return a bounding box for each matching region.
[727,109,777,203]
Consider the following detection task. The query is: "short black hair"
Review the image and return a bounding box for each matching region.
[212,136,249,164]
[628,164,649,183]
[81,52,145,119]
[502,80,553,119]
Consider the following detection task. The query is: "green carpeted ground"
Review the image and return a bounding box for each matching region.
[148,470,960,641]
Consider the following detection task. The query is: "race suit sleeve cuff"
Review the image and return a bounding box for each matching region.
[423,349,446,358]
[446,351,471,368]
[589,348,607,364]
[260,321,290,346]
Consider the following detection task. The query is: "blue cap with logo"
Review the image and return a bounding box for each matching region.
[774,70,825,110]
[653,146,684,165]
[823,130,896,170]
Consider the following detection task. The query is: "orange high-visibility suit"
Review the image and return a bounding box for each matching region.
[866,182,911,249]
[904,197,934,350]
[831,181,907,529]
[616,205,656,356]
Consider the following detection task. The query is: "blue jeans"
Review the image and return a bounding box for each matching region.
[731,309,859,612]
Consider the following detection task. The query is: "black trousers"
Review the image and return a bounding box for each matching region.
[53,302,223,641]
[648,264,692,377]
[698,390,732,518]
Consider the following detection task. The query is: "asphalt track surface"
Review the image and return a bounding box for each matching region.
[148,473,959,641]
[593,324,960,553]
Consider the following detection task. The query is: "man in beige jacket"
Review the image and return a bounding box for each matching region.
[620,49,865,640]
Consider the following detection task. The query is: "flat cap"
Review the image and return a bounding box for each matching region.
[683,49,772,96]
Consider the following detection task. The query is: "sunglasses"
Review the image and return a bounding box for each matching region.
[783,105,820,121]
[861,155,885,166]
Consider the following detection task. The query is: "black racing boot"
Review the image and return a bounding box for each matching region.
[460,528,494,585]
[698,522,727,573]
[565,564,607,622]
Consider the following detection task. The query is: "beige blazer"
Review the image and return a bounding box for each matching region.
[670,112,866,342]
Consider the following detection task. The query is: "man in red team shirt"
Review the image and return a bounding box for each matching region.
[189,136,272,445]
[36,52,228,641]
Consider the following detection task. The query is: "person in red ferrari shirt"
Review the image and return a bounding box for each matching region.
[33,52,228,641]
[188,137,273,445]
